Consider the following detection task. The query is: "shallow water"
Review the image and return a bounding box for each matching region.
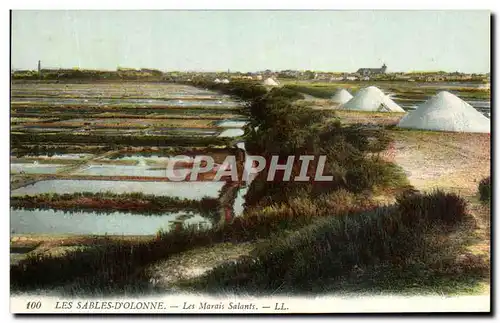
[101,155,194,163]
[11,180,224,199]
[467,100,491,109]
[218,129,245,138]
[22,127,74,133]
[11,163,65,174]
[16,153,93,160]
[145,129,218,136]
[74,165,192,177]
[216,120,248,128]
[10,209,211,235]
[12,97,241,108]
[232,141,251,217]
[233,187,248,217]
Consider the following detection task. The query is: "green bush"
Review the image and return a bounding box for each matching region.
[345,158,410,193]
[283,84,337,99]
[478,176,491,202]
[396,190,468,226]
[190,191,470,293]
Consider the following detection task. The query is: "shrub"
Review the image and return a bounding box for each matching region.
[192,206,417,292]
[191,191,470,293]
[478,176,491,202]
[396,190,468,226]
[344,158,409,194]
[283,84,336,99]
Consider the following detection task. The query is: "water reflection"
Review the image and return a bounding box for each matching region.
[10,209,211,235]
[216,120,248,128]
[74,165,191,177]
[11,180,225,199]
[218,129,245,138]
[11,163,65,174]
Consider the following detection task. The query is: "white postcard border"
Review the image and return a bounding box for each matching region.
[3,0,497,320]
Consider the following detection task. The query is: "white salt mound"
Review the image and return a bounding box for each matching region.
[397,91,490,133]
[263,78,279,86]
[221,79,230,84]
[214,78,221,83]
[341,86,406,113]
[331,89,353,104]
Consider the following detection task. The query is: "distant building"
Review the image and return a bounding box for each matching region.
[356,64,387,76]
[344,76,358,81]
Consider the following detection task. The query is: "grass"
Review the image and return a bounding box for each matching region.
[10,192,220,217]
[25,118,217,129]
[181,190,487,295]
[478,176,491,202]
[281,81,490,101]
[283,84,340,98]
[11,133,232,148]
[11,145,109,157]
[9,189,378,294]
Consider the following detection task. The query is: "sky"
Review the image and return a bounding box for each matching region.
[11,10,491,73]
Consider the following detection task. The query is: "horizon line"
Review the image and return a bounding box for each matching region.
[10,66,490,74]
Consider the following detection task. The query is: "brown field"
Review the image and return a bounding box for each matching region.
[391,130,490,194]
[333,110,405,126]
[23,118,217,129]
[11,82,219,97]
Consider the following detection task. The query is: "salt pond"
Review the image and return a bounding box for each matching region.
[13,97,241,108]
[218,129,245,138]
[101,155,194,163]
[15,153,93,160]
[216,120,248,128]
[11,180,224,199]
[11,163,65,174]
[10,209,211,235]
[74,165,191,177]
[233,187,248,217]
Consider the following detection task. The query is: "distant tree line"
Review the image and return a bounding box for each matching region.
[11,68,166,81]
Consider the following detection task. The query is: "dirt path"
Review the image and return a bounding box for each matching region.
[145,242,255,290]
[391,130,491,294]
[57,150,118,175]
[391,131,490,195]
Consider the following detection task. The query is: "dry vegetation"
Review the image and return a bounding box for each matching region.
[24,118,217,129]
